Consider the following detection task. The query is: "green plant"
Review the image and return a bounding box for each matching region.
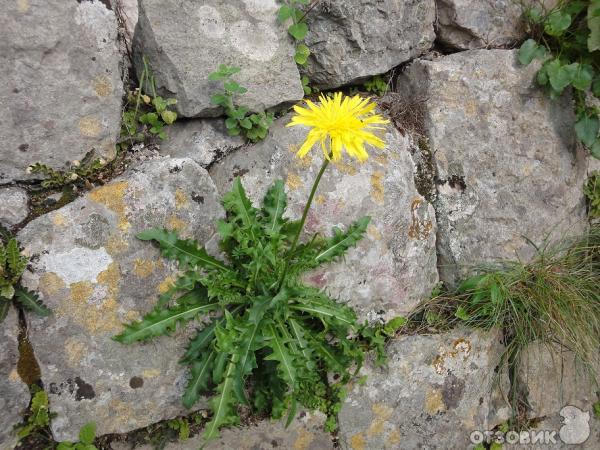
[166,417,190,441]
[27,151,107,189]
[584,171,600,218]
[209,65,274,142]
[16,389,51,441]
[120,56,177,145]
[0,230,50,324]
[593,399,600,418]
[413,226,600,423]
[519,0,600,158]
[277,0,316,65]
[364,75,389,97]
[57,422,97,450]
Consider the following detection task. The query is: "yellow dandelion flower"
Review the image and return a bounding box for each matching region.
[287,92,389,162]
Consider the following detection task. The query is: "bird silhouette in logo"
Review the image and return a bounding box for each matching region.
[559,405,590,444]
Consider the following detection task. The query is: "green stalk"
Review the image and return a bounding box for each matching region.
[277,157,330,292]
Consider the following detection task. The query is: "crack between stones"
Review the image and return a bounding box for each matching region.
[16,306,42,387]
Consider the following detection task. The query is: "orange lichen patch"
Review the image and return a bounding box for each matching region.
[294,151,313,169]
[106,233,129,255]
[432,338,473,375]
[286,172,303,191]
[373,154,389,166]
[79,116,102,138]
[367,224,382,241]
[38,272,66,297]
[315,194,326,205]
[89,182,130,232]
[142,368,161,378]
[133,258,157,279]
[293,428,315,450]
[93,76,112,97]
[408,198,433,240]
[367,403,394,437]
[52,213,67,227]
[175,189,189,210]
[70,281,94,304]
[350,432,366,450]
[158,275,177,294]
[425,389,446,415]
[97,262,120,297]
[65,338,87,365]
[125,310,141,322]
[385,429,401,447]
[333,160,357,176]
[370,171,385,204]
[166,215,187,233]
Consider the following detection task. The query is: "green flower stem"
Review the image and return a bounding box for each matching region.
[277,156,330,292]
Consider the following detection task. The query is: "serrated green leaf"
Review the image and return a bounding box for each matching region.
[137,228,231,272]
[261,179,287,234]
[183,349,215,408]
[0,299,10,323]
[203,355,240,440]
[14,287,51,316]
[291,294,356,325]
[265,324,297,387]
[315,216,370,263]
[113,301,219,344]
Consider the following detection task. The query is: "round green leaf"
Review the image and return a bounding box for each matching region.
[544,10,571,36]
[161,110,177,125]
[294,44,310,65]
[591,139,600,159]
[575,114,600,148]
[288,22,308,41]
[78,422,96,445]
[572,64,594,90]
[518,39,539,65]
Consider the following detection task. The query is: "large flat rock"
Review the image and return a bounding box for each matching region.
[398,50,588,285]
[135,0,304,118]
[0,0,123,183]
[338,329,509,449]
[18,157,224,441]
[210,111,438,322]
[0,307,30,450]
[304,0,436,89]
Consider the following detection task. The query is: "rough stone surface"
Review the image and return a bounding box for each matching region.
[303,0,436,89]
[436,0,526,50]
[505,344,600,449]
[0,307,29,450]
[398,50,588,285]
[159,119,245,168]
[210,112,438,322]
[338,329,509,449]
[0,0,123,183]
[18,157,224,441]
[0,187,29,228]
[135,0,304,118]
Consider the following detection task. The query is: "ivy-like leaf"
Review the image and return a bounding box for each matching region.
[14,287,51,317]
[113,301,219,344]
[314,216,370,264]
[137,228,230,272]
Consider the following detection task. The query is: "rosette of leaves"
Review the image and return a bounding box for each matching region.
[519,1,600,158]
[114,178,384,441]
[0,232,50,323]
[209,65,274,142]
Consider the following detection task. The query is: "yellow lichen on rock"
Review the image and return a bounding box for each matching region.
[292,428,315,450]
[425,389,446,415]
[38,272,66,297]
[89,182,130,232]
[350,432,366,450]
[175,188,189,210]
[286,172,303,191]
[370,171,385,204]
[367,403,394,437]
[79,116,102,138]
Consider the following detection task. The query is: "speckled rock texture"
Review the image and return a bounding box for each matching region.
[0,186,29,228]
[0,0,123,183]
[0,307,29,450]
[338,329,510,449]
[159,119,245,168]
[135,0,304,118]
[17,157,224,441]
[504,344,600,449]
[210,111,438,322]
[398,49,588,286]
[304,0,436,89]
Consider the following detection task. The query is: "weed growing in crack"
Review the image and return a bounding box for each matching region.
[585,171,600,219]
[209,64,274,142]
[26,151,107,190]
[410,226,600,425]
[519,1,600,158]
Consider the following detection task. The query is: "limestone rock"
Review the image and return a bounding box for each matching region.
[0,0,123,183]
[159,119,245,168]
[210,112,438,322]
[398,50,587,285]
[338,329,510,449]
[0,187,29,228]
[135,0,304,118]
[303,0,436,89]
[0,307,29,450]
[436,0,527,50]
[18,157,224,441]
